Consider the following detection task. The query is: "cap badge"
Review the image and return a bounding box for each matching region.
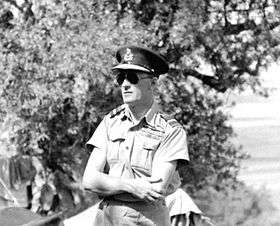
[124,48,134,63]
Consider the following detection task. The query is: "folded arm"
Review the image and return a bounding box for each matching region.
[149,124,189,196]
[150,160,178,196]
[82,147,163,201]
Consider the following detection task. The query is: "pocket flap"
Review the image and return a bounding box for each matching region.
[109,126,126,141]
[109,131,125,141]
[143,139,160,151]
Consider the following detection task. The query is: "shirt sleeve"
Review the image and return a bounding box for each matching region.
[86,117,108,152]
[154,125,189,163]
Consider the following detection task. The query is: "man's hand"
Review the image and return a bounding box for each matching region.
[148,177,167,196]
[125,178,164,202]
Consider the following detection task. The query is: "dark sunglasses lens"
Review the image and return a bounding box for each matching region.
[126,72,139,84]
[116,72,125,85]
[116,71,139,85]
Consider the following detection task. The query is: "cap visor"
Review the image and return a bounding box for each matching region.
[112,64,151,73]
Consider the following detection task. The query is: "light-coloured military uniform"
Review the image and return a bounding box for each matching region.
[86,102,189,225]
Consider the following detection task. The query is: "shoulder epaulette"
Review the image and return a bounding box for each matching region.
[160,114,181,128]
[109,105,126,118]
[167,119,181,127]
[159,113,172,121]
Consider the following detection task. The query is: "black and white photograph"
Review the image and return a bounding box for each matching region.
[0,1,279,225]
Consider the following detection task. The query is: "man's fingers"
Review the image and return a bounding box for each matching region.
[151,185,165,195]
[146,195,157,202]
[149,190,163,199]
[147,177,162,183]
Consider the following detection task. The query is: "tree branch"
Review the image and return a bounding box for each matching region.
[3,0,24,13]
[233,57,261,77]
[171,68,228,93]
[195,34,227,71]
[223,20,257,35]
[223,18,280,35]
[3,0,35,23]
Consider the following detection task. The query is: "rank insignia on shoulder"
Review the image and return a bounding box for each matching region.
[167,119,181,128]
[109,106,125,118]
[160,114,181,128]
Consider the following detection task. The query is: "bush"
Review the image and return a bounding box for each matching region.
[192,184,279,226]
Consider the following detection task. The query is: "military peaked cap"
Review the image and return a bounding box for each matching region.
[112,45,169,76]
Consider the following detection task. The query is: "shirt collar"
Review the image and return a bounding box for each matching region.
[123,102,159,127]
[145,101,159,127]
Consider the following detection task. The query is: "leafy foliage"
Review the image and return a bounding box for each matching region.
[194,185,280,226]
[158,77,247,192]
[0,0,279,223]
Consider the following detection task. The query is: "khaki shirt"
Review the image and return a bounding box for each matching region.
[86,103,189,196]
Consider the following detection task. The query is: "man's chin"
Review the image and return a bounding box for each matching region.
[123,98,136,104]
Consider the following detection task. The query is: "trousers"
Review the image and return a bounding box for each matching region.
[94,198,171,226]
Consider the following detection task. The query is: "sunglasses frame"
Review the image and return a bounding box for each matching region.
[115,70,153,86]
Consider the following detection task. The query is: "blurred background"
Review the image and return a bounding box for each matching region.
[0,1,279,225]
[228,64,280,221]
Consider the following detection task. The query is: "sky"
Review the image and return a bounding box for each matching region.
[227,63,280,210]
[228,63,280,126]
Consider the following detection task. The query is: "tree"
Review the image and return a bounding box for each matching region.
[119,0,280,94]
[0,0,279,223]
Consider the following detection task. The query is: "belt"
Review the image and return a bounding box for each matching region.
[99,195,166,211]
[100,193,141,204]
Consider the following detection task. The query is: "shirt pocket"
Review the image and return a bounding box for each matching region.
[108,132,125,163]
[131,136,161,173]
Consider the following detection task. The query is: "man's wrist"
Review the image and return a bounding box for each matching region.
[121,178,133,194]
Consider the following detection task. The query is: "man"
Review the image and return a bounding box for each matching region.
[166,188,214,226]
[82,45,189,225]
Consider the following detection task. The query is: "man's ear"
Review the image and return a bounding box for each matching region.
[150,77,159,96]
[151,77,157,86]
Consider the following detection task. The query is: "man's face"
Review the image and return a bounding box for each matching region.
[117,70,154,105]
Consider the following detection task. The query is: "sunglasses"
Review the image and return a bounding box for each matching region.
[115,71,152,86]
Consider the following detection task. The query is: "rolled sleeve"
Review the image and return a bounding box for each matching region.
[154,126,189,163]
[86,118,108,151]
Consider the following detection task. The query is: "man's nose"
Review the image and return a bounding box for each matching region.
[122,79,131,89]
